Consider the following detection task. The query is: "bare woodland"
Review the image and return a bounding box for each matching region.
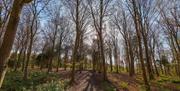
[0,0,179,91]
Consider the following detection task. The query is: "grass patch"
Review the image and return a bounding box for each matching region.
[1,70,69,91]
[35,80,69,91]
[119,81,128,89]
[171,79,180,84]
[157,76,171,83]
[101,81,116,91]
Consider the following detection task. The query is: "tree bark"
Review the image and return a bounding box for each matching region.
[114,40,119,73]
[131,0,150,90]
[128,39,135,76]
[0,0,32,87]
[56,37,62,72]
[71,0,80,83]
[14,48,23,71]
[108,48,113,72]
[99,0,107,80]
[141,30,154,80]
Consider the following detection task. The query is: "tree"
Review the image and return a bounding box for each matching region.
[148,28,160,76]
[0,0,33,88]
[107,25,120,73]
[13,22,27,71]
[106,40,113,72]
[112,4,135,76]
[0,0,11,43]
[88,0,112,80]
[23,0,50,79]
[56,16,71,72]
[64,0,89,83]
[158,0,180,77]
[127,0,150,90]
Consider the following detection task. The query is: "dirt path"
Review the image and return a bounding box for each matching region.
[66,71,140,91]
[108,73,140,91]
[67,71,109,91]
[55,70,179,91]
[108,73,180,91]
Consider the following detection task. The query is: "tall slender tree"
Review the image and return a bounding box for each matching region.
[0,0,33,87]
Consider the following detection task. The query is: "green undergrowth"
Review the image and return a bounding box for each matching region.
[101,81,116,91]
[157,75,180,84]
[1,70,69,91]
[119,81,128,89]
[139,84,171,91]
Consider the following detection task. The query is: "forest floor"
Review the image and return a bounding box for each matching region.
[55,69,180,91]
[2,68,180,91]
[54,69,115,91]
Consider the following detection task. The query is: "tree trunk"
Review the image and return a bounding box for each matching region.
[56,38,62,72]
[56,58,61,72]
[48,23,58,73]
[128,39,135,76]
[114,44,119,73]
[21,47,27,72]
[0,0,27,88]
[23,34,33,80]
[131,0,150,90]
[99,0,107,80]
[142,32,154,80]
[64,48,68,70]
[92,50,96,72]
[109,49,113,72]
[70,0,81,83]
[71,31,80,83]
[125,40,130,75]
[14,48,23,71]
[137,30,150,91]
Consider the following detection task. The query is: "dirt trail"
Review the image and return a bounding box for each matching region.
[108,73,139,91]
[66,71,139,91]
[57,70,179,91]
[67,71,106,91]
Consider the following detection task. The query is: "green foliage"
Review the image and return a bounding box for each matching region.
[171,79,180,84]
[157,86,171,91]
[1,71,68,91]
[119,81,128,89]
[36,81,65,91]
[157,76,170,83]
[139,85,146,91]
[154,76,180,91]
[1,71,32,91]
[101,81,116,91]
[157,75,180,84]
[139,84,171,91]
